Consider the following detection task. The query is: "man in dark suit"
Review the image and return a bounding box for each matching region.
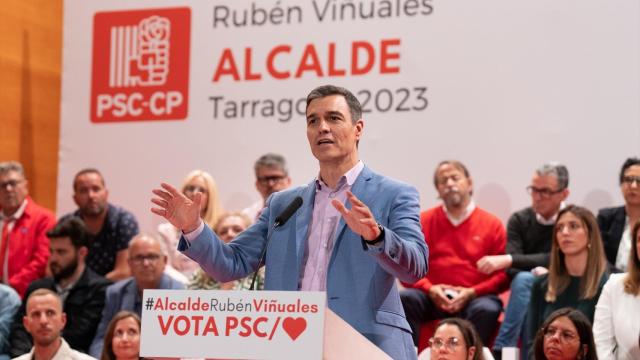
[152,85,429,359]
[10,217,110,357]
[89,233,185,358]
[598,157,640,272]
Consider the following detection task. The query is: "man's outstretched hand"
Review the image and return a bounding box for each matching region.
[332,191,381,241]
[151,183,202,233]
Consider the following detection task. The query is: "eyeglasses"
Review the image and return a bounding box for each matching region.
[622,176,640,186]
[526,186,563,198]
[429,337,461,351]
[130,254,162,264]
[257,175,286,185]
[0,179,24,190]
[543,326,578,343]
[184,185,207,194]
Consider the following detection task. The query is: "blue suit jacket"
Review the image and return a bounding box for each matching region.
[89,273,185,358]
[180,166,428,359]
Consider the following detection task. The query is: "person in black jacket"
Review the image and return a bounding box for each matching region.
[598,157,640,272]
[10,217,111,357]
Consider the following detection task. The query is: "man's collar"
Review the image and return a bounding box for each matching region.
[1,198,28,221]
[443,200,476,226]
[315,161,364,191]
[535,202,566,225]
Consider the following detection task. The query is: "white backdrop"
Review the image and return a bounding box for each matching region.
[58,0,640,233]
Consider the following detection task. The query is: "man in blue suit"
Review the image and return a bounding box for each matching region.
[152,85,429,359]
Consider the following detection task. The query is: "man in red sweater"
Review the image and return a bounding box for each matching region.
[401,160,508,346]
[0,161,55,297]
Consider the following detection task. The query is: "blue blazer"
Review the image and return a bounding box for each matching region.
[89,274,185,358]
[180,166,428,359]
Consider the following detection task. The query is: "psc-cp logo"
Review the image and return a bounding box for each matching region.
[91,7,190,123]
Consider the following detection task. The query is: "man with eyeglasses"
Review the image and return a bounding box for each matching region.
[242,153,292,221]
[598,157,640,272]
[60,168,139,282]
[9,217,110,358]
[0,161,55,297]
[88,234,184,358]
[478,162,569,358]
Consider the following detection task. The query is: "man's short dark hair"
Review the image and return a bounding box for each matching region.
[306,85,362,123]
[73,168,105,191]
[254,153,288,176]
[47,217,89,249]
[619,157,640,184]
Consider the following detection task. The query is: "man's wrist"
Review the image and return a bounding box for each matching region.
[183,220,203,235]
[363,223,385,244]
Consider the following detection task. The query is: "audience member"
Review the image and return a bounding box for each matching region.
[89,234,184,358]
[402,160,508,346]
[527,205,609,359]
[533,308,597,360]
[14,289,95,360]
[241,153,292,221]
[10,217,110,357]
[429,318,485,360]
[188,212,259,290]
[158,169,222,279]
[593,220,640,359]
[61,168,138,281]
[482,162,569,354]
[598,157,640,272]
[0,161,55,297]
[99,311,140,360]
[0,284,20,360]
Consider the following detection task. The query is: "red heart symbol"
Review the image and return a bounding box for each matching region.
[282,317,307,341]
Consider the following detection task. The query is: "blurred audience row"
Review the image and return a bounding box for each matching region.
[0,155,639,360]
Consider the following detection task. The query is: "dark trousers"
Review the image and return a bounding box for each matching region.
[400,288,503,346]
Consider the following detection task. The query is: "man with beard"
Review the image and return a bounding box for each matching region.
[61,169,139,281]
[89,234,184,358]
[13,289,96,360]
[9,217,110,357]
[401,160,508,346]
[0,161,55,297]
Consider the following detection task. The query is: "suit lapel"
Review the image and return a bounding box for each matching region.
[295,182,317,268]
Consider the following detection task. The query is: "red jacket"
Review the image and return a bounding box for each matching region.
[4,197,55,297]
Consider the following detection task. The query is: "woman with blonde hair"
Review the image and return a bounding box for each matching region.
[158,169,223,278]
[593,220,640,359]
[527,205,609,358]
[100,311,141,360]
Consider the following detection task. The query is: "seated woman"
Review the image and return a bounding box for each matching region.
[527,205,609,358]
[429,318,484,360]
[533,307,597,360]
[100,311,141,360]
[593,220,640,359]
[158,170,223,279]
[188,212,263,290]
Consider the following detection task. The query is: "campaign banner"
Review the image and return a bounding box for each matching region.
[140,289,326,359]
[59,1,640,233]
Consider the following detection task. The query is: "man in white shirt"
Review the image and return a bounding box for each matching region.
[14,288,95,360]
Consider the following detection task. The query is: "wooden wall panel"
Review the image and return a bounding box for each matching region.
[0,0,62,212]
